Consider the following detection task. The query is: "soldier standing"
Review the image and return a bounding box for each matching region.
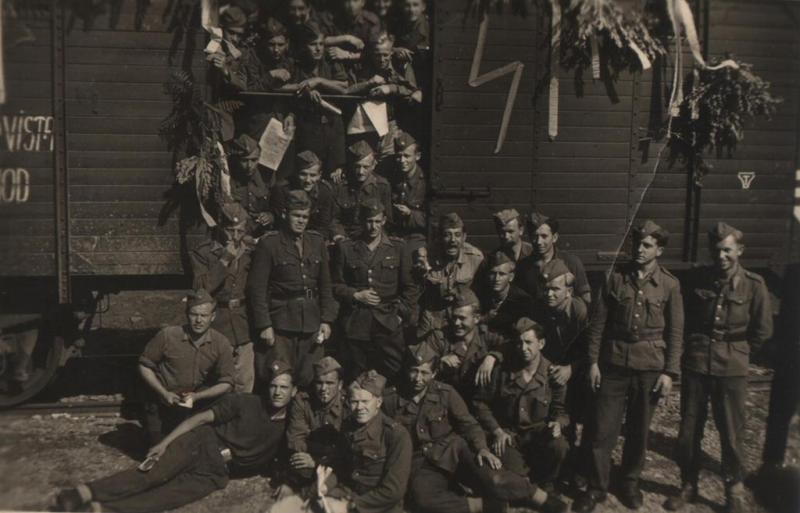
[492,209,533,263]
[247,190,338,388]
[190,203,256,393]
[228,134,275,235]
[388,130,427,240]
[666,223,772,513]
[331,198,416,382]
[574,220,684,513]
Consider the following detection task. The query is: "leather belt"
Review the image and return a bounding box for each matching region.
[217,298,245,309]
[272,289,317,300]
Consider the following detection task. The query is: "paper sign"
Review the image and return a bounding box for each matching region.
[362,101,389,137]
[258,118,292,170]
[347,104,370,135]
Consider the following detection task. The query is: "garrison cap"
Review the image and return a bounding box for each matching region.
[359,197,385,218]
[262,17,287,39]
[486,250,515,270]
[451,287,480,309]
[633,219,669,246]
[230,134,260,159]
[515,316,543,336]
[297,150,322,170]
[527,211,550,229]
[295,21,325,44]
[493,208,521,226]
[439,212,464,230]
[406,343,439,366]
[313,356,342,378]
[264,359,293,383]
[220,202,249,226]
[285,190,311,211]
[368,31,393,49]
[347,140,375,161]
[351,370,386,397]
[394,130,418,152]
[220,6,248,29]
[186,288,215,309]
[541,258,572,283]
[708,222,743,244]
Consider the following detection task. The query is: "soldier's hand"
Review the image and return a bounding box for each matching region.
[327,47,349,61]
[589,363,602,392]
[354,289,381,306]
[492,428,514,457]
[272,483,295,501]
[347,35,365,50]
[330,168,344,184]
[211,53,227,70]
[270,68,291,82]
[161,390,181,406]
[370,74,387,86]
[394,47,414,62]
[146,442,167,461]
[476,448,503,470]
[475,355,496,386]
[260,327,275,346]
[308,90,323,105]
[316,323,332,344]
[256,212,274,226]
[290,452,316,469]
[369,85,393,97]
[652,373,673,399]
[548,421,562,439]
[394,204,411,216]
[549,364,572,386]
[282,115,296,137]
[440,354,461,368]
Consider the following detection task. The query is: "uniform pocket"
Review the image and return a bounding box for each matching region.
[645,297,666,328]
[724,294,751,329]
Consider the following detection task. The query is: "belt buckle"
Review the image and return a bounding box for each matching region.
[228,299,240,309]
[305,289,314,300]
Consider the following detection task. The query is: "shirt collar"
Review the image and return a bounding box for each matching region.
[183,326,212,347]
[510,356,550,389]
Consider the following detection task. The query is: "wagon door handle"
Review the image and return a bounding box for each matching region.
[435,78,444,111]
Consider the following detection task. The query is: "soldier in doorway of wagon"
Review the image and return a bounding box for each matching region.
[387,130,427,240]
[516,212,592,305]
[331,198,416,382]
[270,150,337,241]
[492,209,533,264]
[55,360,296,513]
[190,202,256,393]
[666,222,773,513]
[332,140,394,240]
[137,289,235,445]
[415,212,484,347]
[573,220,684,513]
[228,134,275,237]
[284,0,336,50]
[321,0,381,63]
[247,190,338,388]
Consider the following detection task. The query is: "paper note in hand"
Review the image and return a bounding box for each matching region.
[362,101,389,137]
[258,118,292,170]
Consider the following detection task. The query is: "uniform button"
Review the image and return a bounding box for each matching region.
[368,278,373,283]
[717,305,723,310]
[634,313,640,318]
[637,290,643,295]
[368,269,373,274]
[715,316,720,321]
[354,471,359,477]
[636,302,642,306]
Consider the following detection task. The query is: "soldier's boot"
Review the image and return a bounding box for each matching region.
[724,482,747,513]
[664,482,698,511]
[572,489,607,513]
[618,482,644,510]
[466,497,507,513]
[55,484,91,512]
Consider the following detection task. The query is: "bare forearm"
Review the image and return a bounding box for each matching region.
[192,382,232,401]
[139,365,168,397]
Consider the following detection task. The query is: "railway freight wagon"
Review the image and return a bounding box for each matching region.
[0,0,798,407]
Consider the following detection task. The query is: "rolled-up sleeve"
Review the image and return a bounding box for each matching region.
[139,328,168,371]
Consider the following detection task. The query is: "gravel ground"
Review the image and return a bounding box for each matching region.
[0,387,797,513]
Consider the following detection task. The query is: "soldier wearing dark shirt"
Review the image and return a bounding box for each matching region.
[473,318,569,513]
[190,203,255,393]
[574,220,684,513]
[56,361,296,513]
[492,209,533,264]
[285,0,335,48]
[332,198,415,382]
[667,223,773,513]
[388,130,427,239]
[271,150,337,241]
[247,190,338,387]
[322,0,381,62]
[228,134,275,236]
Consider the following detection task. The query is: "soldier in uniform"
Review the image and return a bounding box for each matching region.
[472,318,570,513]
[491,209,533,264]
[388,130,427,240]
[247,190,338,388]
[190,203,256,393]
[322,0,381,62]
[666,223,773,513]
[332,141,393,240]
[480,251,534,341]
[138,289,235,444]
[574,220,684,513]
[517,212,591,305]
[331,198,416,382]
[270,150,336,241]
[228,134,275,236]
[384,344,545,513]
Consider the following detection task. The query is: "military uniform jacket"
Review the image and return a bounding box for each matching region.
[683,264,773,377]
[332,174,393,239]
[473,355,568,435]
[587,264,684,377]
[286,391,348,464]
[382,380,489,473]
[332,234,416,340]
[538,297,589,370]
[324,9,381,47]
[247,229,338,333]
[424,329,504,399]
[338,412,412,513]
[482,285,535,340]
[270,180,336,241]
[420,242,484,308]
[231,169,273,223]
[389,166,426,237]
[516,249,591,302]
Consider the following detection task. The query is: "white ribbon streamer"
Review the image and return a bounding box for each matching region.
[548,0,561,140]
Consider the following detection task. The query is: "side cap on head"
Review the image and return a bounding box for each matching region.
[633,219,669,246]
[514,316,542,336]
[230,134,260,159]
[708,221,743,244]
[220,202,249,226]
[220,6,248,29]
[451,287,480,309]
[540,258,571,283]
[296,150,322,170]
[394,130,418,152]
[439,212,464,230]
[351,370,387,397]
[262,17,287,39]
[313,356,342,378]
[406,343,439,366]
[285,190,311,211]
[359,198,385,218]
[186,288,216,309]
[264,359,293,384]
[493,208,520,226]
[347,140,375,161]
[486,250,515,270]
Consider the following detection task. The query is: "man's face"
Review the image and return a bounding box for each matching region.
[285,208,310,235]
[397,145,420,174]
[364,212,386,240]
[269,373,296,409]
[496,218,523,249]
[712,234,743,272]
[350,388,382,424]
[372,44,393,70]
[533,224,558,257]
[314,371,342,405]
[350,154,376,183]
[545,275,572,310]
[403,0,425,21]
[450,304,479,339]
[187,303,216,336]
[519,329,544,363]
[487,262,515,294]
[633,234,663,266]
[305,35,325,61]
[296,165,322,192]
[237,155,259,177]
[441,227,465,258]
[266,35,289,62]
[223,221,248,246]
[225,26,245,44]
[344,0,366,18]
[374,0,393,17]
[408,361,435,394]
[287,0,310,24]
